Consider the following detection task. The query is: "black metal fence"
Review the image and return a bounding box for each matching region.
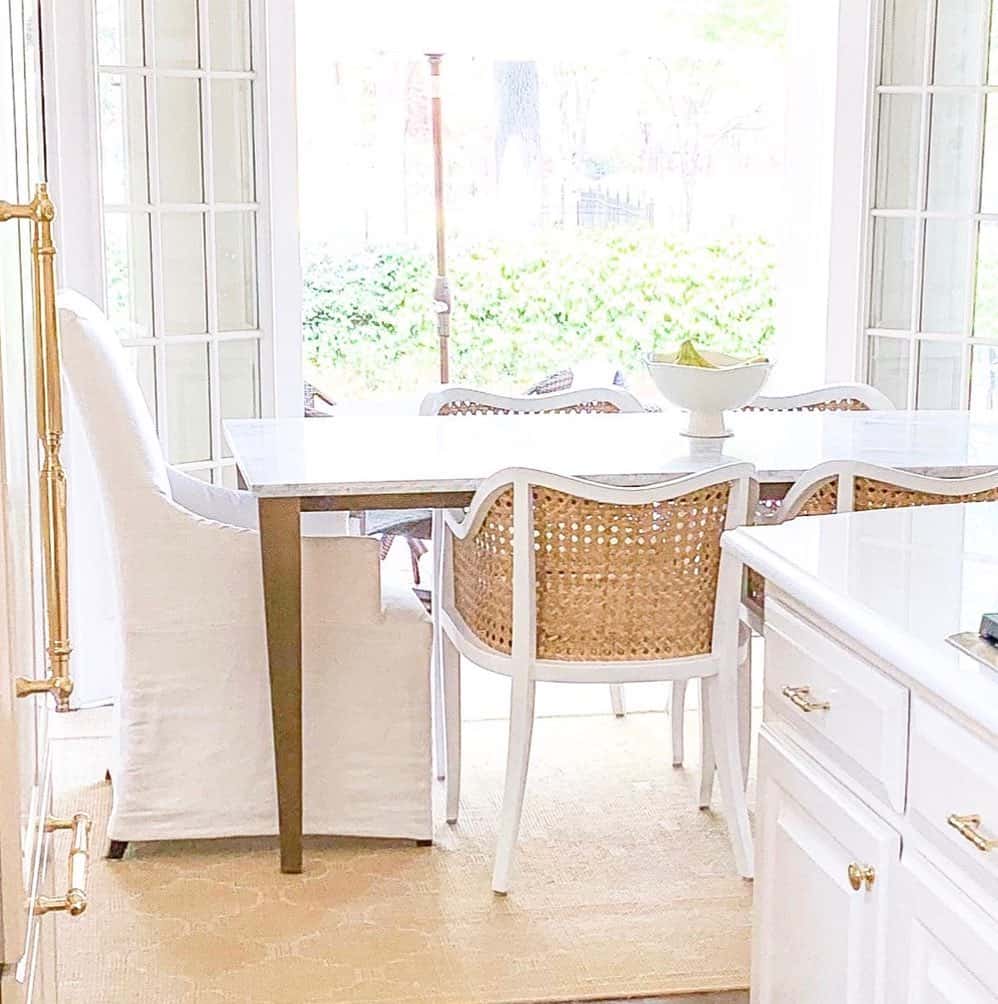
[576,188,654,228]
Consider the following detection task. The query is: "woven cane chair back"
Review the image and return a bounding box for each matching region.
[746,463,998,617]
[780,462,998,523]
[419,385,644,418]
[449,465,753,663]
[743,383,894,413]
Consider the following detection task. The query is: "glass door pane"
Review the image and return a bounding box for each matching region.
[94,0,268,484]
[871,218,916,329]
[875,94,922,209]
[165,342,211,463]
[933,0,989,84]
[870,336,912,407]
[926,94,979,213]
[916,340,963,407]
[882,0,928,84]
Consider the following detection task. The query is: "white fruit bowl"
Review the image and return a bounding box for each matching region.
[645,349,772,438]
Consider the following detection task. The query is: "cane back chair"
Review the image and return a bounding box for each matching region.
[436,463,757,892]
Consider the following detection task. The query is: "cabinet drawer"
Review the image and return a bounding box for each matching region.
[764,599,909,813]
[890,848,998,1001]
[909,697,998,905]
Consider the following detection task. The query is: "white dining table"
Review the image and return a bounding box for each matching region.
[225,407,998,873]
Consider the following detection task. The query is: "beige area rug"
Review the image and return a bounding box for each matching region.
[53,711,751,1004]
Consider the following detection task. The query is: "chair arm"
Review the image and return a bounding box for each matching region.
[167,466,259,530]
[122,499,396,633]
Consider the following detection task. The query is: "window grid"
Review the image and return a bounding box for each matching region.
[865,0,997,410]
[96,0,262,484]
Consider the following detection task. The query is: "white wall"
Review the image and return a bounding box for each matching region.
[772,0,874,393]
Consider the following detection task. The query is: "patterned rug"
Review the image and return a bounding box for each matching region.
[53,709,752,1003]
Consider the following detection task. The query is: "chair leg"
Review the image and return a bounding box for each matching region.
[703,673,754,879]
[609,684,625,717]
[443,632,462,823]
[431,517,446,781]
[738,636,752,787]
[671,678,688,766]
[492,676,536,895]
[433,628,447,781]
[698,677,715,809]
[107,840,128,860]
[407,537,428,585]
[379,533,395,561]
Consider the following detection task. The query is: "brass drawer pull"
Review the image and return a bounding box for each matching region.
[782,685,831,713]
[33,813,92,917]
[848,862,876,891]
[948,813,998,853]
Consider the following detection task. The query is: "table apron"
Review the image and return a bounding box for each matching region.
[301,491,477,512]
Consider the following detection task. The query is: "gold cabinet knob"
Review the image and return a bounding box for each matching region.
[848,862,876,892]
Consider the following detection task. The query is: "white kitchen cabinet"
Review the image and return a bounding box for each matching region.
[890,850,998,1003]
[723,506,998,1003]
[753,729,897,1004]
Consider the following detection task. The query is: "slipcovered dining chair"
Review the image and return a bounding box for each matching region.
[436,463,756,892]
[57,291,434,851]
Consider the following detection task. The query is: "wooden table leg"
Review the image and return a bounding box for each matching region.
[258,497,303,873]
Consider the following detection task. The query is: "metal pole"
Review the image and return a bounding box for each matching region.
[426,52,450,384]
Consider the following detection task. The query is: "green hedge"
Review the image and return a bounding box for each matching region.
[303,231,776,395]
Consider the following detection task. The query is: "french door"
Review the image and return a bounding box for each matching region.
[865,0,998,409]
[44,0,300,486]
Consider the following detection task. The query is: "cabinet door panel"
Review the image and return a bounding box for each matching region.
[753,729,899,1004]
[890,849,998,1003]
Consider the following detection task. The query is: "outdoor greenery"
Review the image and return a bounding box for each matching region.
[302,232,776,395]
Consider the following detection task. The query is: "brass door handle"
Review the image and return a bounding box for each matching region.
[848,862,876,891]
[948,814,998,853]
[33,813,92,917]
[782,685,831,713]
[15,675,73,703]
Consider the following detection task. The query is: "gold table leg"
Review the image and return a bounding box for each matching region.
[258,497,303,873]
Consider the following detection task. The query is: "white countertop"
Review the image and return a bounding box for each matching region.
[724,502,998,740]
[226,409,998,498]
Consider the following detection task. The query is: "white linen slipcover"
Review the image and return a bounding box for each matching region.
[58,291,433,842]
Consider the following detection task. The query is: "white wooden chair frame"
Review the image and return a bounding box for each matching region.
[436,463,756,892]
[778,460,998,523]
[747,382,894,412]
[419,385,650,784]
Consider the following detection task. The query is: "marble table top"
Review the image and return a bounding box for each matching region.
[225,409,998,499]
[724,501,998,739]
